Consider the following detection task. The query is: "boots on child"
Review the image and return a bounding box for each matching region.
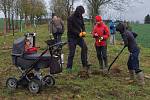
[99,59,108,75]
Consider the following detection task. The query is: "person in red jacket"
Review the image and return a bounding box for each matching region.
[92,15,110,72]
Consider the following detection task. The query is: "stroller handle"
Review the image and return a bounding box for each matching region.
[24,32,36,37]
[49,42,67,48]
[45,40,67,48]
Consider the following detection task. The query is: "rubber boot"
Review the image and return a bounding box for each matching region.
[136,71,145,86]
[126,70,135,84]
[104,58,108,68]
[98,58,103,70]
[103,58,108,75]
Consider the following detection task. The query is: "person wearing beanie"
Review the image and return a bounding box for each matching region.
[66,6,90,73]
[92,15,110,73]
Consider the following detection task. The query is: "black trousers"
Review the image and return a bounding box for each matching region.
[53,33,62,43]
[95,46,108,69]
[67,38,88,69]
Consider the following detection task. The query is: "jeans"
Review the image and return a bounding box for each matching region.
[127,48,142,73]
[110,34,115,45]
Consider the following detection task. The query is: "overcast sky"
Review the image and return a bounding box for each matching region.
[124,0,150,22]
[45,0,150,23]
[0,0,149,23]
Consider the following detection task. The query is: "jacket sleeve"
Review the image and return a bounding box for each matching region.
[48,20,53,33]
[81,17,85,32]
[103,25,110,40]
[121,33,128,46]
[92,26,97,38]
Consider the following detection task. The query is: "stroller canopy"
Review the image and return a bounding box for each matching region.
[12,37,25,55]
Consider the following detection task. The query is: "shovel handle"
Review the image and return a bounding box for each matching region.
[107,46,126,73]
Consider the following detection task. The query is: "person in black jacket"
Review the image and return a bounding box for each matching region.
[67,6,90,73]
[116,22,145,86]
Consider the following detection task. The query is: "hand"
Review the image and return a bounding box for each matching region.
[79,32,86,37]
[94,33,98,37]
[98,37,103,42]
[79,32,83,37]
[82,32,86,37]
[99,37,103,40]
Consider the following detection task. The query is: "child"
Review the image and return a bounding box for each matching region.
[24,39,41,79]
[116,22,145,86]
[92,16,110,72]
[109,20,116,45]
[24,39,37,54]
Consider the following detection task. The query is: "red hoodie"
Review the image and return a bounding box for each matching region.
[92,16,110,46]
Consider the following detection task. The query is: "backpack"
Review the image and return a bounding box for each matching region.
[52,18,64,34]
[56,25,63,33]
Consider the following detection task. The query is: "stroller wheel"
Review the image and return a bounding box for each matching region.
[6,78,18,90]
[43,75,55,87]
[28,79,42,93]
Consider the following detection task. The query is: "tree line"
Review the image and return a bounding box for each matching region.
[0,0,140,35]
[144,14,150,24]
[0,0,47,35]
[50,0,137,25]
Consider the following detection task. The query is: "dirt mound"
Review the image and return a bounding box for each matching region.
[77,71,89,79]
[109,67,122,77]
[91,70,102,75]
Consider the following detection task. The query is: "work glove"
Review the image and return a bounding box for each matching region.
[79,32,86,37]
[99,37,103,42]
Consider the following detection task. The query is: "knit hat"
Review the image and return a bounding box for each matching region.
[95,15,102,22]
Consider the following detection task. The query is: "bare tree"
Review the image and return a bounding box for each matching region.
[65,0,77,17]
[49,0,79,19]
[0,0,8,34]
[85,0,137,24]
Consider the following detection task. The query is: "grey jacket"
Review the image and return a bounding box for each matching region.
[49,17,64,34]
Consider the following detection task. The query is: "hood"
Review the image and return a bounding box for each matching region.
[74,6,85,17]
[116,22,126,33]
[95,16,102,22]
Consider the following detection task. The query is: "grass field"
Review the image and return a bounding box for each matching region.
[0,23,150,100]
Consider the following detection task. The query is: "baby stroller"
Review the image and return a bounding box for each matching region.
[6,32,66,93]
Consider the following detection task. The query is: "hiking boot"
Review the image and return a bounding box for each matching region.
[136,71,145,86]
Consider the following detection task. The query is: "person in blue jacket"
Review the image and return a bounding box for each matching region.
[109,20,116,45]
